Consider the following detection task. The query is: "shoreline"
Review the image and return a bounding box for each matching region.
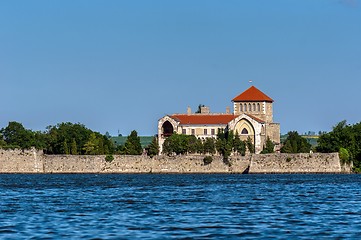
[0,149,352,174]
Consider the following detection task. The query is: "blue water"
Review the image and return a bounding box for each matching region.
[1,174,361,239]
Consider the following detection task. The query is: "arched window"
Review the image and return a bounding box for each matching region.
[257,103,261,112]
[241,128,248,134]
[248,103,252,112]
[253,103,256,111]
[244,103,247,111]
[240,104,243,112]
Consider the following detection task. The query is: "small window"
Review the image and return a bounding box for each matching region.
[241,128,248,134]
[191,129,195,135]
[248,103,252,112]
[257,103,261,112]
[244,103,247,111]
[182,129,186,134]
[240,104,243,112]
[204,129,207,135]
[211,129,215,135]
[253,103,256,111]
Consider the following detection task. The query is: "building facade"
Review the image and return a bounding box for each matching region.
[158,86,280,154]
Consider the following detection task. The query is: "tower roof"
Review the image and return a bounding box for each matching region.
[232,86,273,102]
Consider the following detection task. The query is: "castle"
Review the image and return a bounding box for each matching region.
[158,86,280,154]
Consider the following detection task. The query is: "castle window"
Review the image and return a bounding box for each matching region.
[253,103,256,111]
[248,103,252,112]
[241,128,248,134]
[191,129,195,135]
[182,129,186,134]
[257,103,261,112]
[204,129,207,135]
[240,104,243,112]
[244,103,247,112]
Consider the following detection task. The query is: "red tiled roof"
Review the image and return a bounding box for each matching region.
[171,114,237,125]
[170,113,265,125]
[232,86,273,102]
[247,114,265,123]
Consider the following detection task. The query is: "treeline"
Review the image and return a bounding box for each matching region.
[0,122,159,156]
[162,130,275,159]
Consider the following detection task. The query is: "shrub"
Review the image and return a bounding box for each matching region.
[339,148,350,164]
[203,156,213,165]
[105,154,114,162]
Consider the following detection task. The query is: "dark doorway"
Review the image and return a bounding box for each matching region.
[162,121,174,137]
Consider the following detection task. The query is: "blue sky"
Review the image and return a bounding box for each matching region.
[1,0,360,136]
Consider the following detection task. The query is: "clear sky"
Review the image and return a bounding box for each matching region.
[1,0,360,136]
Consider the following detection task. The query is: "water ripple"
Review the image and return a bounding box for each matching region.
[1,174,361,239]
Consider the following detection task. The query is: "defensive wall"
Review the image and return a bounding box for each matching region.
[0,149,352,174]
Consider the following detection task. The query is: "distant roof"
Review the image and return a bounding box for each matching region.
[232,86,273,102]
[171,114,237,125]
[170,113,265,125]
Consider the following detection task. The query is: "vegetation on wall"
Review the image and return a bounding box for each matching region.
[316,120,361,172]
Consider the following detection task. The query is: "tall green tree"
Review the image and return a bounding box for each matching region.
[246,137,255,154]
[146,136,159,158]
[71,139,78,155]
[281,131,311,153]
[233,131,246,156]
[124,130,142,155]
[261,137,275,154]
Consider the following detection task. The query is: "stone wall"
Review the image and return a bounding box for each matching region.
[249,153,352,173]
[0,149,352,174]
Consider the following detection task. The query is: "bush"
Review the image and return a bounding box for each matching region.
[203,156,213,165]
[105,154,114,162]
[339,148,350,164]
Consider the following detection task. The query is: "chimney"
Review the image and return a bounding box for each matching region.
[187,106,192,115]
[226,106,230,114]
[200,106,210,114]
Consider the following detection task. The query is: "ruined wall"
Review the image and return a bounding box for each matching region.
[0,149,352,174]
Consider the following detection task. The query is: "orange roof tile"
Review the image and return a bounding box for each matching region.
[232,86,273,102]
[171,114,237,125]
[170,113,265,125]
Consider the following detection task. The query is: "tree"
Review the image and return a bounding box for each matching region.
[233,131,246,156]
[146,136,159,158]
[317,120,361,171]
[246,137,255,154]
[83,133,99,155]
[71,139,78,155]
[261,137,275,154]
[195,104,205,113]
[0,121,38,149]
[203,137,216,154]
[281,131,311,153]
[63,140,70,155]
[124,130,142,155]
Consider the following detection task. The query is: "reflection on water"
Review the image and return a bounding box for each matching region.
[0,174,361,239]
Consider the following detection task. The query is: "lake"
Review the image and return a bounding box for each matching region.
[1,174,360,239]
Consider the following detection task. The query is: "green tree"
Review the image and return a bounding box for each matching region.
[281,131,311,153]
[246,137,255,154]
[233,131,246,156]
[124,130,142,155]
[261,137,275,154]
[71,139,78,155]
[83,133,99,155]
[0,121,37,149]
[146,136,159,158]
[203,137,216,154]
[63,140,70,155]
